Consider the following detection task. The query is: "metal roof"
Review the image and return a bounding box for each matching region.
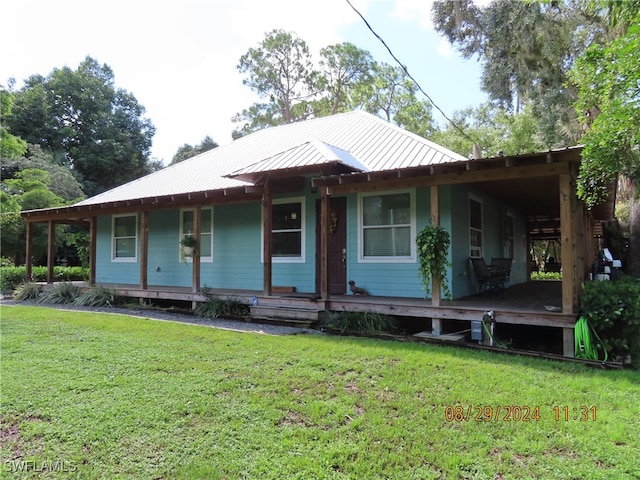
[75,110,466,207]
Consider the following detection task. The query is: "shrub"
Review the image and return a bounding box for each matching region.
[0,266,89,293]
[531,271,562,281]
[37,282,79,304]
[74,286,123,307]
[323,311,399,335]
[0,266,26,293]
[13,282,42,301]
[580,275,640,367]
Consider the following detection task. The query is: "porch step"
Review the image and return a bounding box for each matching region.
[250,305,328,327]
[413,331,466,342]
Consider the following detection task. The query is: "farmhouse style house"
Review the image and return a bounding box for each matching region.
[22,110,614,356]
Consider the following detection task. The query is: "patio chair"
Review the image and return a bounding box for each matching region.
[469,257,507,293]
[490,257,513,282]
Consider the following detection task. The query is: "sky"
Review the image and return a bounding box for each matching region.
[2,0,487,164]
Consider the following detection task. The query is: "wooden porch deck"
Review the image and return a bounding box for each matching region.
[39,280,576,356]
[94,280,572,327]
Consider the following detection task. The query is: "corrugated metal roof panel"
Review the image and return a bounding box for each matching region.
[76,110,465,206]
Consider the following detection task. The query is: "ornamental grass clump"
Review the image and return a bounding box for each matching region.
[323,311,399,335]
[37,282,78,304]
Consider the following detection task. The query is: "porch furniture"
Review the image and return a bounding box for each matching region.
[491,257,513,282]
[469,257,507,293]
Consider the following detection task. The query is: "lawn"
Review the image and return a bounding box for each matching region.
[1,305,639,479]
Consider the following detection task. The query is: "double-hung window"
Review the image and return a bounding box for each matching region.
[271,198,305,262]
[112,214,137,262]
[469,196,483,258]
[360,190,414,261]
[181,208,213,262]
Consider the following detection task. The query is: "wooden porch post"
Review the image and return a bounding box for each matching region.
[25,221,33,281]
[192,206,201,297]
[47,220,56,284]
[559,172,578,314]
[89,216,97,285]
[559,172,577,357]
[320,187,329,299]
[262,178,272,296]
[430,185,442,336]
[140,210,148,290]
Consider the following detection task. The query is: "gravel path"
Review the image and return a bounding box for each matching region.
[1,297,324,336]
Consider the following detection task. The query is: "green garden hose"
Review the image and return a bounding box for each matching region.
[574,316,608,361]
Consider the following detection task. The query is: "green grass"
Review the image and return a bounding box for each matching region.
[1,306,639,479]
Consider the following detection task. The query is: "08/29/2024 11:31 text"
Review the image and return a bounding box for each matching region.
[444,405,597,422]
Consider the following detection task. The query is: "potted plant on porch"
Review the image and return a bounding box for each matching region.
[416,221,452,300]
[180,235,198,261]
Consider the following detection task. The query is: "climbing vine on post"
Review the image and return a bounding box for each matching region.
[416,221,451,299]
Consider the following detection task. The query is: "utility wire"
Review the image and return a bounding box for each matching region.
[345,0,480,148]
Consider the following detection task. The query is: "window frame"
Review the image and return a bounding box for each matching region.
[111,213,138,262]
[358,189,416,263]
[263,197,306,263]
[180,207,214,263]
[469,195,483,259]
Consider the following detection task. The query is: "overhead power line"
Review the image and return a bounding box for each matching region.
[345,0,480,150]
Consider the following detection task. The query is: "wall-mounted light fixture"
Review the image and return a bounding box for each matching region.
[309,178,318,194]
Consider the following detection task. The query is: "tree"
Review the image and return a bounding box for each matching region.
[431,0,604,148]
[0,87,28,159]
[233,29,318,137]
[234,32,435,140]
[432,103,547,158]
[5,57,157,197]
[569,8,640,275]
[343,62,434,138]
[1,169,66,263]
[1,144,84,201]
[170,136,219,164]
[314,42,374,116]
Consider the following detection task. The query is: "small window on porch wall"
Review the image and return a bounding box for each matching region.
[469,197,483,258]
[112,214,137,262]
[181,208,213,262]
[360,190,414,261]
[272,199,304,262]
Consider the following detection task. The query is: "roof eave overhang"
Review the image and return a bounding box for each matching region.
[21,185,264,222]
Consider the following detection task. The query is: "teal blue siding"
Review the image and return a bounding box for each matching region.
[147,210,192,288]
[270,193,317,292]
[93,182,527,299]
[209,203,263,290]
[344,188,429,298]
[95,215,140,285]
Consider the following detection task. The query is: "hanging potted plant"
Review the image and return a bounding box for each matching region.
[416,220,452,300]
[180,235,198,261]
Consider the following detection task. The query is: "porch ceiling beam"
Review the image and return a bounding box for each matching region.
[324,161,572,195]
[21,190,264,222]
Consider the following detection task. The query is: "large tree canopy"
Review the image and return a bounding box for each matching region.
[5,56,157,197]
[569,4,640,275]
[233,31,434,139]
[431,0,605,148]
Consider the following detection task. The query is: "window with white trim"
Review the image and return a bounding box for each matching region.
[271,198,305,262]
[112,214,137,262]
[469,197,483,258]
[180,208,213,262]
[360,191,414,260]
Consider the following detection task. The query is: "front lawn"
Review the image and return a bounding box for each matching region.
[1,306,639,479]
